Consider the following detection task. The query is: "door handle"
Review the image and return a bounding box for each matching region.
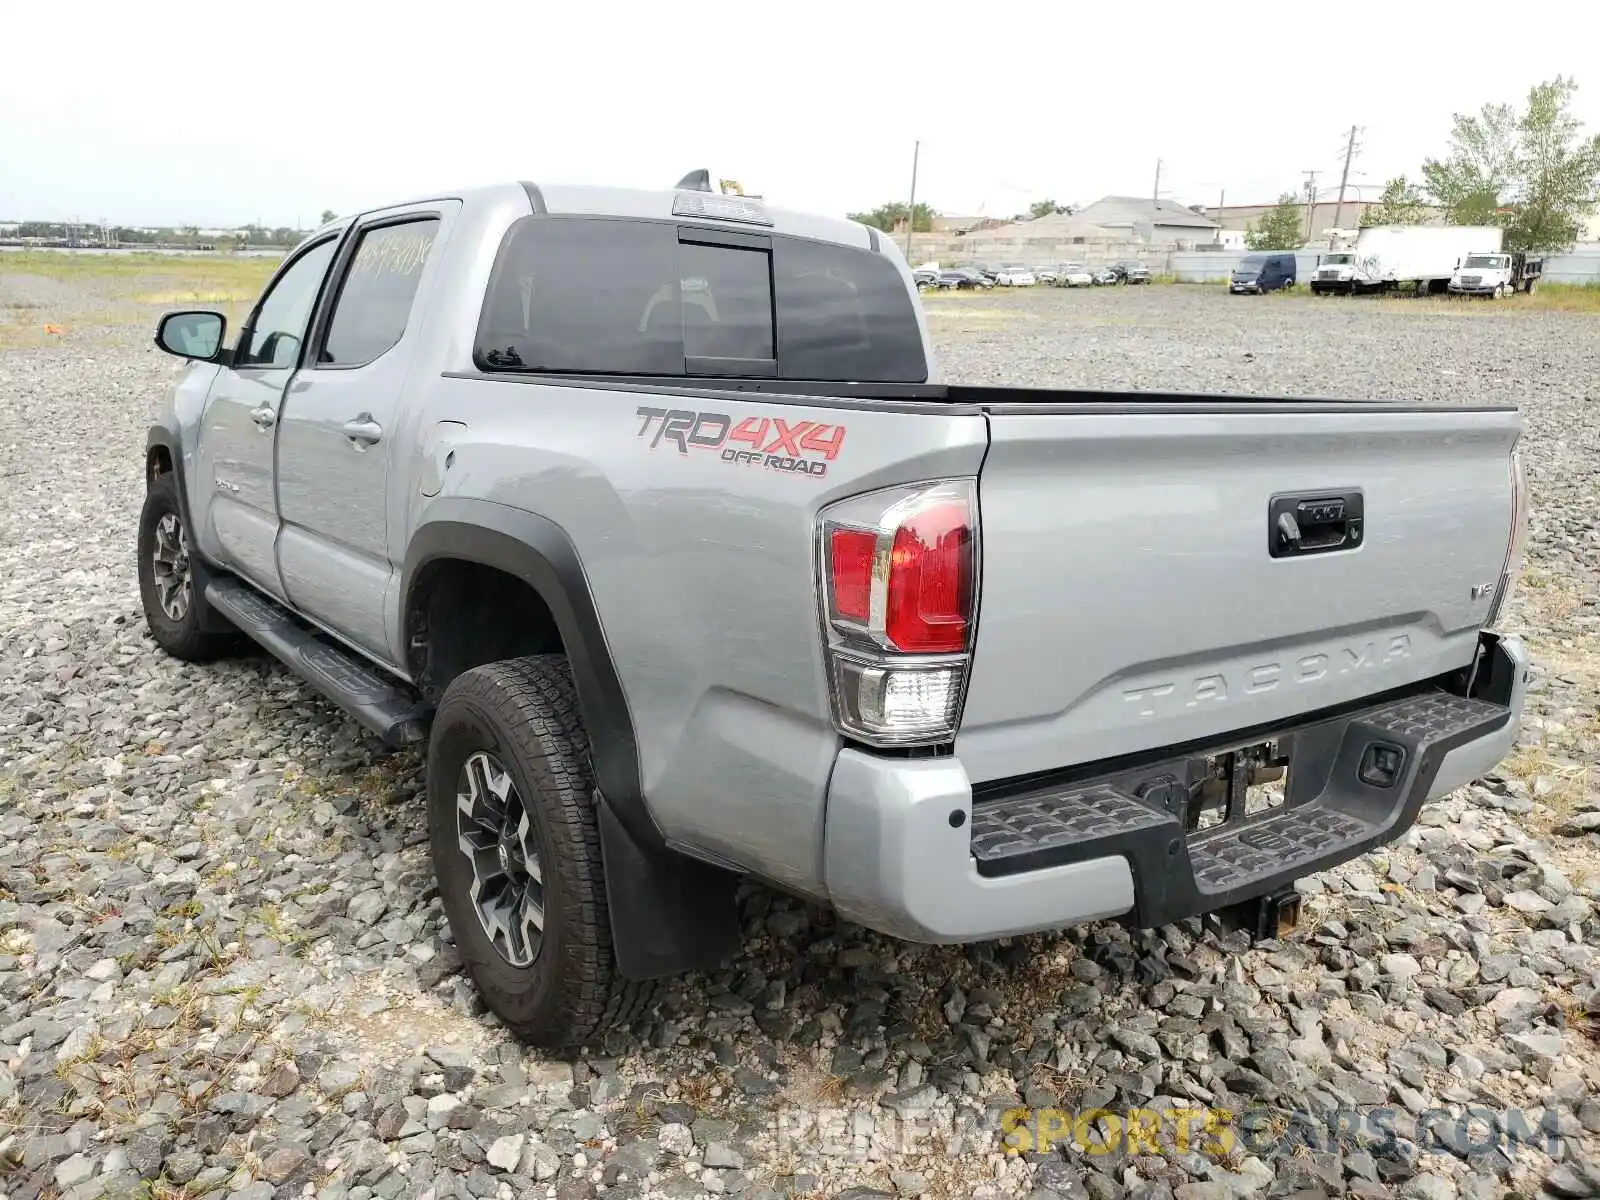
[342,415,383,447]
[249,404,277,430]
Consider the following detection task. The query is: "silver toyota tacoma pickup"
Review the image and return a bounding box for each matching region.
[139,171,1531,1049]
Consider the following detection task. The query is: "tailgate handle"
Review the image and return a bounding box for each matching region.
[1269,490,1363,558]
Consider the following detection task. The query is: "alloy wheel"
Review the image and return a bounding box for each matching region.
[456,750,545,966]
[150,513,192,622]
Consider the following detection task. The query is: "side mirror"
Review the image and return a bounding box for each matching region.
[155,310,226,361]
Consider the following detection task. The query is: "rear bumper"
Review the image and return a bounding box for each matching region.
[822,632,1527,942]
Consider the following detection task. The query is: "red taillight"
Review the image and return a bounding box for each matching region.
[884,502,971,653]
[817,480,978,746]
[829,529,876,623]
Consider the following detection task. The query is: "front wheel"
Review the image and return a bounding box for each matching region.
[136,474,241,662]
[427,655,654,1049]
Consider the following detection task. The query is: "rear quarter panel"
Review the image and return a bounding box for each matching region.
[412,378,986,895]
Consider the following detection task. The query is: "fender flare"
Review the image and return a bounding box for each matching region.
[400,498,656,848]
[401,499,742,980]
[146,423,192,523]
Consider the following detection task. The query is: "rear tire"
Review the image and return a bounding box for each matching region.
[427,655,654,1050]
[136,474,242,663]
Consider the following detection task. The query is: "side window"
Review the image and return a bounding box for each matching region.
[320,219,440,367]
[238,239,338,368]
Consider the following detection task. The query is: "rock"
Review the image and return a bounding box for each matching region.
[1401,1176,1457,1200]
[126,1134,166,1180]
[55,1021,99,1066]
[659,1123,695,1157]
[520,1140,561,1181]
[705,1142,745,1169]
[1545,1162,1600,1198]
[164,1149,203,1184]
[487,1134,524,1171]
[55,1154,96,1188]
[1381,954,1422,980]
[263,1061,301,1098]
[766,910,808,938]
[526,1061,574,1088]
[318,1061,363,1097]
[1503,890,1552,914]
[1507,1029,1564,1061]
[882,1085,938,1118]
[892,1171,929,1195]
[1112,1029,1162,1060]
[1552,811,1600,836]
[260,1144,312,1184]
[347,891,389,925]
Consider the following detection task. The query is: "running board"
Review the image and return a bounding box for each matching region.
[206,578,431,747]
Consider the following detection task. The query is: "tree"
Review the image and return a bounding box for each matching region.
[320,209,338,224]
[1421,76,1600,250]
[1360,176,1429,227]
[1506,76,1600,250]
[1245,193,1304,250]
[846,202,935,233]
[1029,199,1071,219]
[1421,100,1518,225]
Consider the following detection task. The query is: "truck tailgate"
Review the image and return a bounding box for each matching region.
[956,402,1519,785]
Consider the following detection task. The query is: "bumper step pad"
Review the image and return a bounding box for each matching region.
[969,688,1510,928]
[206,578,430,747]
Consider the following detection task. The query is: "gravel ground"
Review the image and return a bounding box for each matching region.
[0,278,1597,1200]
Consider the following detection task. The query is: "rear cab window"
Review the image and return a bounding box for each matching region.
[474,216,927,383]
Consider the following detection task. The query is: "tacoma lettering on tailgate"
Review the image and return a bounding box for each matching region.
[635,407,845,478]
[1122,635,1413,719]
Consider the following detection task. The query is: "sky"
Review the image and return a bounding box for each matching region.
[4,1,1599,229]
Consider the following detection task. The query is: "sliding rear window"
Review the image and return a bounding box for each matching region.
[474,215,927,382]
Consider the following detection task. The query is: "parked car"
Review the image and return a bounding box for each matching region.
[937,269,991,290]
[1112,260,1153,284]
[139,174,1530,1050]
[912,267,940,291]
[1091,266,1121,286]
[1033,267,1059,285]
[1230,252,1297,294]
[1052,263,1095,288]
[995,266,1037,286]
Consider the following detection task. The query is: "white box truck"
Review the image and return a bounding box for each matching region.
[1309,225,1504,296]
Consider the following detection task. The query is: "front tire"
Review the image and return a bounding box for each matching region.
[427,655,653,1049]
[136,474,241,662]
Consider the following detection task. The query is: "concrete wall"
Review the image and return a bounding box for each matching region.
[1171,250,1332,282]
[1541,247,1600,284]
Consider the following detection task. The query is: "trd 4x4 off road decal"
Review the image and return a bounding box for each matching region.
[634,407,846,478]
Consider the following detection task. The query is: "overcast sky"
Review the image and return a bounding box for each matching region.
[4,2,1598,228]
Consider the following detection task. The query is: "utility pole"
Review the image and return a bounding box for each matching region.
[1303,170,1319,240]
[1334,124,1360,230]
[1152,158,1163,206]
[1215,188,1225,244]
[904,139,920,263]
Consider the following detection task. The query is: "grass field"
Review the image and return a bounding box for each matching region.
[0,252,282,350]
